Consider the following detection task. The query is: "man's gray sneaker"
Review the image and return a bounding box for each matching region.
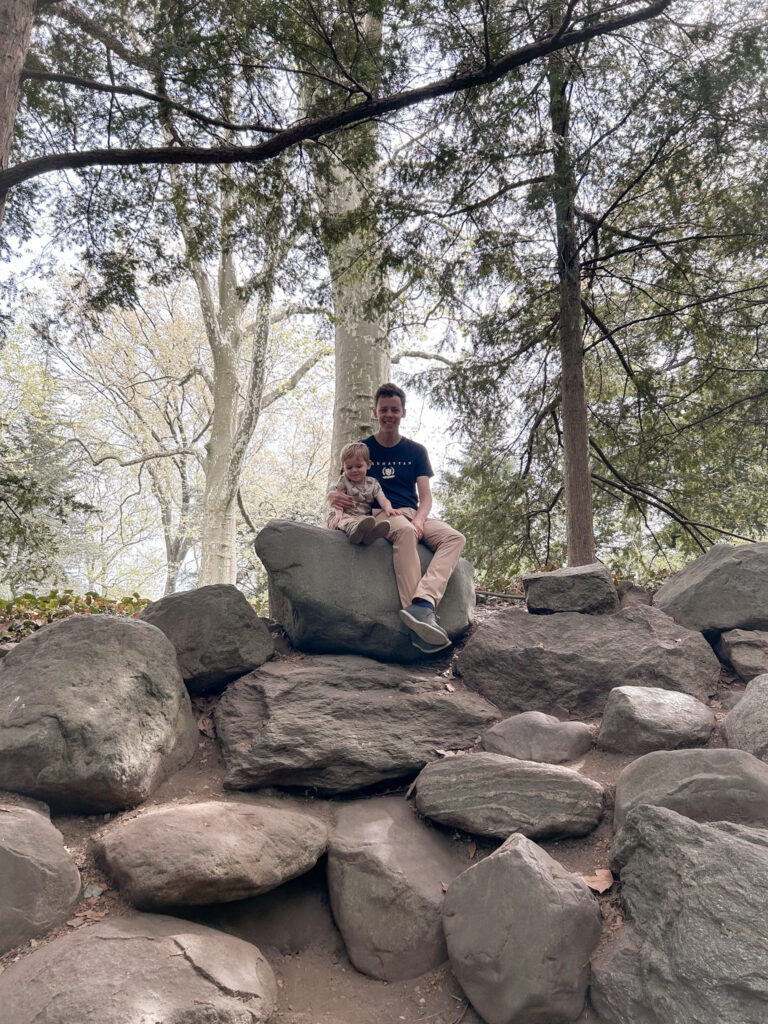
[347,516,376,544]
[399,603,450,646]
[409,629,452,654]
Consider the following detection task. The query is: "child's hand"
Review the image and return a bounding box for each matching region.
[386,507,404,517]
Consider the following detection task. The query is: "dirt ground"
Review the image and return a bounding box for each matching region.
[0,614,745,1024]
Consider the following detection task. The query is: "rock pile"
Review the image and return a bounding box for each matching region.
[2,540,768,1024]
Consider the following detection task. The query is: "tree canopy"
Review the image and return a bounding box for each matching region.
[2,0,767,596]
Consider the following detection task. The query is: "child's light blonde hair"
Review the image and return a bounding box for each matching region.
[340,441,371,467]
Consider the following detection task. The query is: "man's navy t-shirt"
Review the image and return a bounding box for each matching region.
[361,434,433,510]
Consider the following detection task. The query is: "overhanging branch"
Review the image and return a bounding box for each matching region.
[2,0,675,195]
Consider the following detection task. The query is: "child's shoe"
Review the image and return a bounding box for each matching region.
[347,516,376,544]
[363,520,391,544]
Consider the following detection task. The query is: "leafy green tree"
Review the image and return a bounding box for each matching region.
[0,334,91,589]
[382,0,768,575]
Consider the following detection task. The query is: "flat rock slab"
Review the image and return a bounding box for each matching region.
[654,541,768,633]
[723,673,768,761]
[327,796,467,981]
[482,711,593,764]
[0,615,197,812]
[597,685,714,754]
[716,629,768,681]
[613,748,768,829]
[443,832,601,1024]
[523,563,619,615]
[0,805,81,954]
[454,605,718,717]
[0,912,276,1023]
[592,804,768,1024]
[414,752,604,840]
[95,800,328,907]
[255,519,475,663]
[139,583,274,695]
[216,655,500,794]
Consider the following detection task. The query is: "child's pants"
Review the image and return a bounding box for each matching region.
[330,511,371,536]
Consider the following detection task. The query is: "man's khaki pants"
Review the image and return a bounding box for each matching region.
[373,508,465,608]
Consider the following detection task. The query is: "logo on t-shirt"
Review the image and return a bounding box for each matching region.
[382,466,395,478]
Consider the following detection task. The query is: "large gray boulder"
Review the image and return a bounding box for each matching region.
[0,615,198,812]
[591,804,768,1024]
[414,752,604,840]
[95,800,328,907]
[715,629,768,681]
[139,583,274,695]
[255,519,475,662]
[597,685,714,754]
[523,563,619,615]
[0,912,277,1023]
[482,711,593,764]
[216,655,499,793]
[454,605,719,717]
[723,673,768,761]
[443,832,601,1024]
[654,541,768,633]
[327,796,467,981]
[613,748,768,829]
[0,804,81,954]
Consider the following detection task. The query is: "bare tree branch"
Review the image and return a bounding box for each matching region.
[62,437,195,467]
[237,487,258,536]
[261,346,331,410]
[269,303,330,325]
[391,349,454,366]
[45,1,160,72]
[21,68,280,134]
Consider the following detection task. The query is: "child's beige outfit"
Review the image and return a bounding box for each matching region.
[327,475,384,532]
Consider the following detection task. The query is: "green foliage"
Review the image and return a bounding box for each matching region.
[0,589,150,642]
[387,2,768,577]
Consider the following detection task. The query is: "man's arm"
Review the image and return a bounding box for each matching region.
[328,481,354,510]
[412,476,433,539]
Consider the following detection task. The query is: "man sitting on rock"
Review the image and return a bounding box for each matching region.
[328,382,465,654]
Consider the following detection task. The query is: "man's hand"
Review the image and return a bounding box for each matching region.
[412,515,427,539]
[328,490,355,510]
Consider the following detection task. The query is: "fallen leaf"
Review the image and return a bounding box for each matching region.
[581,869,614,893]
[467,841,476,859]
[198,716,216,738]
[441,881,449,892]
[445,683,455,692]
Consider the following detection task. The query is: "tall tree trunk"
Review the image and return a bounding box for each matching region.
[548,43,595,566]
[315,139,391,483]
[199,310,240,585]
[0,0,36,225]
[195,221,277,586]
[300,11,390,485]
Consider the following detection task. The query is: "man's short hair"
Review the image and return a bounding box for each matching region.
[340,441,371,467]
[374,382,406,406]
